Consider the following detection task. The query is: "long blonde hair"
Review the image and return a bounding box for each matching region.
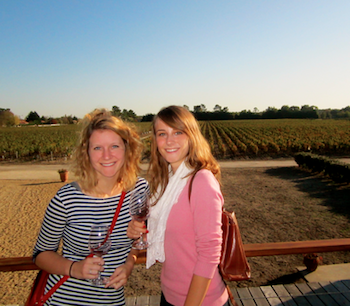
[71,108,143,193]
[148,105,221,201]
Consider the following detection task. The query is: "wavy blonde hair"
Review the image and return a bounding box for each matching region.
[71,108,143,193]
[148,105,221,201]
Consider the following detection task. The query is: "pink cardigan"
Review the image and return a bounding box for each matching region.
[161,169,228,306]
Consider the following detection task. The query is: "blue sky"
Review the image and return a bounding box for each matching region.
[1,1,349,119]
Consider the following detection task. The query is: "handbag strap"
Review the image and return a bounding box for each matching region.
[188,173,237,306]
[40,190,126,304]
[225,284,238,306]
[188,169,199,201]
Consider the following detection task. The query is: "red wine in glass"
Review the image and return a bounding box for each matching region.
[88,225,111,285]
[129,190,150,249]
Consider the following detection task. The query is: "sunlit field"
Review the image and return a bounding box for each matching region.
[1,119,349,162]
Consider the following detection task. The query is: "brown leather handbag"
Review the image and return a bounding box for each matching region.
[219,209,251,281]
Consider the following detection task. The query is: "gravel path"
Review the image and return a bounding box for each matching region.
[1,157,350,180]
[0,159,299,180]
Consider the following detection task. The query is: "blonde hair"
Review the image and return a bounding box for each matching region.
[71,108,143,193]
[148,105,221,201]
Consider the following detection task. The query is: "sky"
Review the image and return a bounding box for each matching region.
[1,1,350,119]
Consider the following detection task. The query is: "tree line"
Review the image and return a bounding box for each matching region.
[141,104,350,121]
[0,109,79,126]
[25,111,78,125]
[1,104,349,127]
[234,105,350,120]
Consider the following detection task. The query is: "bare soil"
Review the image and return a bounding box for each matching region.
[1,165,350,305]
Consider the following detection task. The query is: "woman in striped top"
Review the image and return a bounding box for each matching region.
[33,109,148,305]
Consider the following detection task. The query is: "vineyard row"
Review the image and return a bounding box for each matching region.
[1,119,349,162]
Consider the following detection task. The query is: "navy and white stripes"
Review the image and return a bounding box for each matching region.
[33,177,149,306]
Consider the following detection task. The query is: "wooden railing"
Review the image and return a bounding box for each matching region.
[2,238,350,273]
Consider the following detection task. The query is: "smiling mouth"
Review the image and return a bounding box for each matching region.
[101,162,116,167]
[166,149,178,153]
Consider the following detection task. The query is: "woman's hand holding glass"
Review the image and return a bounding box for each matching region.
[128,190,150,249]
[69,256,105,280]
[88,225,111,285]
[126,220,148,240]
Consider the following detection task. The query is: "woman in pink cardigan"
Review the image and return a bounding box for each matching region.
[128,105,230,306]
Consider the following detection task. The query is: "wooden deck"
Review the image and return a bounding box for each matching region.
[125,280,350,306]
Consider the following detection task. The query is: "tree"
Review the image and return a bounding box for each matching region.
[278,105,291,118]
[59,115,76,124]
[126,109,137,121]
[262,107,278,119]
[329,106,350,119]
[141,113,155,122]
[193,104,207,113]
[0,108,16,126]
[193,105,201,113]
[111,106,121,117]
[290,106,300,112]
[214,104,222,112]
[14,115,20,125]
[121,109,137,122]
[320,109,332,119]
[183,105,190,111]
[222,107,229,113]
[236,109,256,120]
[26,111,41,123]
[300,105,319,119]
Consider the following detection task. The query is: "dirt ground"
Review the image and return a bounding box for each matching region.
[1,163,350,305]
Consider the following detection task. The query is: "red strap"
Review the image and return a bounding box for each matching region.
[109,191,126,236]
[99,191,126,247]
[40,275,69,304]
[40,191,126,303]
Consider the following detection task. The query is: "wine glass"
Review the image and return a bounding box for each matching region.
[129,190,150,250]
[88,225,111,285]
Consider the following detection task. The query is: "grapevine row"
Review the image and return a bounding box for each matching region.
[1,119,350,162]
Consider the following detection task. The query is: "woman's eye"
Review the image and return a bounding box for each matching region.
[112,145,119,149]
[93,146,101,150]
[175,131,183,135]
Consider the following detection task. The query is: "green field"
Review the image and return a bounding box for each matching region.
[1,119,349,162]
[200,119,350,159]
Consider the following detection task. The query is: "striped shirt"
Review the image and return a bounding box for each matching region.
[33,177,149,306]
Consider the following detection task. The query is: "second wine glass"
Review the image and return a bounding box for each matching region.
[129,189,150,250]
[88,225,111,285]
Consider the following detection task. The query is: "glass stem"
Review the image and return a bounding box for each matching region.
[139,233,144,244]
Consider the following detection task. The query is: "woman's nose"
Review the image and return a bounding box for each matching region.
[166,135,174,144]
[103,148,111,159]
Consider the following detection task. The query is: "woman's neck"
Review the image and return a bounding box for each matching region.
[90,179,122,198]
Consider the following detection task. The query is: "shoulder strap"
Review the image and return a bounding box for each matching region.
[92,191,126,251]
[40,274,69,304]
[188,170,199,201]
[109,191,126,235]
